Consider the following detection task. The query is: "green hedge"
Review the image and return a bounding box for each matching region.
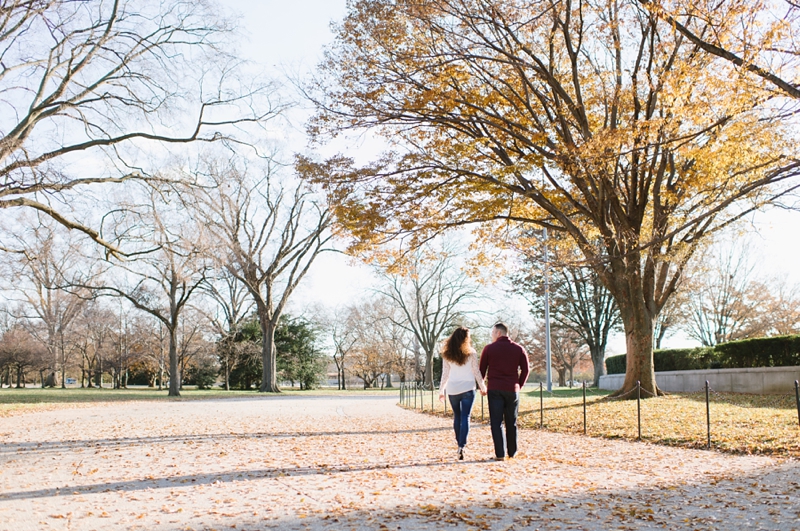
[605,354,626,375]
[715,335,800,368]
[604,335,800,375]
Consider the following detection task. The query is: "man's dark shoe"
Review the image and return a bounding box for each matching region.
[493,456,505,461]
[458,448,464,460]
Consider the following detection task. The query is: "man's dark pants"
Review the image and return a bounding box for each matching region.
[487,389,519,458]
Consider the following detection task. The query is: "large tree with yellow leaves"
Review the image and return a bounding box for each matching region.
[302,0,800,396]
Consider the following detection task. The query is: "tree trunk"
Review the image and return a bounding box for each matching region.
[655,324,667,350]
[168,326,180,397]
[385,372,393,388]
[423,350,434,389]
[590,343,606,387]
[557,367,567,387]
[224,359,230,391]
[59,339,66,388]
[259,317,280,393]
[613,295,659,398]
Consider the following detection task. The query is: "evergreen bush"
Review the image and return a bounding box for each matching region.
[604,335,800,375]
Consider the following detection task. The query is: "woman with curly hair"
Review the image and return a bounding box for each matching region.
[438,326,487,460]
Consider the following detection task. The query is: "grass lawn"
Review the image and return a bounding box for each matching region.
[406,386,800,457]
[0,385,397,417]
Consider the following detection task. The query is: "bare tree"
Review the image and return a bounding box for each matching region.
[0,0,275,254]
[0,324,46,388]
[374,305,415,388]
[108,307,152,389]
[682,243,762,346]
[760,276,800,336]
[326,306,360,390]
[2,218,91,387]
[90,194,210,396]
[377,244,479,389]
[513,238,620,386]
[72,301,115,387]
[200,269,253,390]
[185,158,331,393]
[176,308,210,390]
[517,320,588,387]
[653,289,687,350]
[343,300,397,389]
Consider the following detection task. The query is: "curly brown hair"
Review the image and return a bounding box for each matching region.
[441,326,472,366]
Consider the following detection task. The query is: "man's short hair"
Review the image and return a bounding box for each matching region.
[493,322,508,335]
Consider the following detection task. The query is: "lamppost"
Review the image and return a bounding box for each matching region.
[543,227,552,392]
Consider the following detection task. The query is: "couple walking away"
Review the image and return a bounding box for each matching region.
[438,323,530,461]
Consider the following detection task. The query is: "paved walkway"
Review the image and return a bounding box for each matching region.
[0,395,798,530]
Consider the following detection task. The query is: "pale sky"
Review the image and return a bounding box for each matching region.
[224,1,347,69]
[223,1,800,352]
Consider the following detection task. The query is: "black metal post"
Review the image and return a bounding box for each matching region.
[481,391,485,422]
[636,380,641,440]
[431,386,434,412]
[583,381,587,435]
[414,382,418,409]
[795,380,799,427]
[540,382,544,429]
[705,380,711,449]
[444,391,447,414]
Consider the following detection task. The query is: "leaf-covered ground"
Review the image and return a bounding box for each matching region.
[1,394,799,530]
[413,387,800,457]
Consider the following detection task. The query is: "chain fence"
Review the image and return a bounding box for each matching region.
[398,379,800,453]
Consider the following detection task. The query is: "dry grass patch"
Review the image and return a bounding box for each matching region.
[520,391,800,457]
[413,388,800,457]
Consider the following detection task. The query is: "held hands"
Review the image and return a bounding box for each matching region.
[480,389,487,396]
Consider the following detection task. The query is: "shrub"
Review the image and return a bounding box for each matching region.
[606,347,714,375]
[653,347,716,372]
[605,354,626,375]
[604,335,800,376]
[186,358,219,390]
[715,335,800,368]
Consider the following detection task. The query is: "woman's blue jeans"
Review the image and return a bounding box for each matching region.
[448,389,476,448]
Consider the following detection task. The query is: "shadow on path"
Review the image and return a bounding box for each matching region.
[0,426,449,455]
[0,456,491,501]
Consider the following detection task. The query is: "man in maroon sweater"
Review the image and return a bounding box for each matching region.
[479,322,530,460]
